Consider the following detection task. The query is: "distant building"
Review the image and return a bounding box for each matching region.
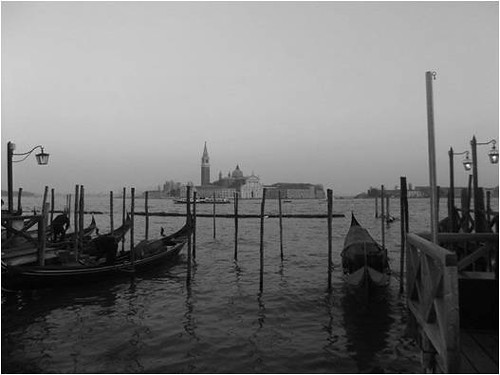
[188,143,264,199]
[265,183,326,199]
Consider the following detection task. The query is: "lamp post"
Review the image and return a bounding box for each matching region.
[6,141,50,214]
[448,147,471,232]
[470,136,498,232]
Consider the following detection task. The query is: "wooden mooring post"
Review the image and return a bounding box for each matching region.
[375,195,379,218]
[38,186,49,266]
[74,185,79,258]
[399,176,408,294]
[212,192,216,239]
[130,187,135,267]
[234,191,239,261]
[278,190,284,261]
[50,188,55,227]
[327,189,333,290]
[17,187,23,214]
[144,191,149,240]
[79,185,84,257]
[386,195,390,224]
[110,191,114,233]
[381,185,386,250]
[122,187,126,253]
[259,188,267,292]
[192,191,197,260]
[186,186,192,282]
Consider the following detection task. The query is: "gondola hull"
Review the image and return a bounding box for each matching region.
[2,219,191,290]
[342,214,390,288]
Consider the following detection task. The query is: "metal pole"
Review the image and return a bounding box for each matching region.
[471,136,480,232]
[448,147,455,232]
[425,71,439,243]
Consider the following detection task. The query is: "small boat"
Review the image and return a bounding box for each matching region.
[174,197,231,204]
[341,213,390,287]
[1,217,191,290]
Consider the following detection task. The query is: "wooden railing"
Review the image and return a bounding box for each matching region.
[1,203,49,265]
[406,233,460,373]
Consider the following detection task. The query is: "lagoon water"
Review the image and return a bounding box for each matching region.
[2,196,498,373]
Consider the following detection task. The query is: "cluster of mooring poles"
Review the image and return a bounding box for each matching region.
[180,187,338,291]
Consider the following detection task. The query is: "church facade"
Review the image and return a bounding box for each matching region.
[193,143,264,199]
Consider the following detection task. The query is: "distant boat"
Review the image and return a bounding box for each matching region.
[341,213,390,288]
[174,197,230,204]
[283,199,292,203]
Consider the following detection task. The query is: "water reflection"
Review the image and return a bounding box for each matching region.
[341,285,394,372]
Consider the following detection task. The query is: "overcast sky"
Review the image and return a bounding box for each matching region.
[1,1,498,196]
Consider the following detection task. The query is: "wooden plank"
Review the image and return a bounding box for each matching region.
[460,329,499,373]
[469,330,499,365]
[459,271,496,280]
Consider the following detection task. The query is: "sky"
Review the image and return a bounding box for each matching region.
[1,1,498,196]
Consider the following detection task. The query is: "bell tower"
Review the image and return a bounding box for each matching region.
[201,142,210,186]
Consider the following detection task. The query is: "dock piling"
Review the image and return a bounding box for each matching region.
[130,187,135,265]
[381,185,386,250]
[110,191,114,233]
[399,176,408,294]
[122,187,126,252]
[259,188,267,292]
[234,192,239,261]
[193,191,197,260]
[327,189,333,291]
[212,192,216,239]
[74,185,79,257]
[278,190,283,261]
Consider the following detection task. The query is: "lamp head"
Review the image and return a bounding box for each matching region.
[488,141,498,164]
[35,148,50,165]
[462,152,472,171]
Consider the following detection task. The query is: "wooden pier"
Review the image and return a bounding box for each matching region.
[405,231,498,373]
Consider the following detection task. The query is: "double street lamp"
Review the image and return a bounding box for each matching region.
[449,137,498,232]
[470,137,498,232]
[6,141,50,214]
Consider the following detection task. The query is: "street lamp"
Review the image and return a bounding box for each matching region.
[6,141,50,214]
[470,136,497,232]
[448,148,471,232]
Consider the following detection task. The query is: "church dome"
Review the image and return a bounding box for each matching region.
[231,165,244,178]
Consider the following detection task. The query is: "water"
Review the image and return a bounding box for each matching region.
[2,197,497,373]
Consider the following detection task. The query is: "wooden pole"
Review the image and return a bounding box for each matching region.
[67,194,71,217]
[79,185,84,256]
[17,187,23,214]
[110,191,114,233]
[192,191,197,260]
[234,191,239,261]
[186,186,192,281]
[386,195,390,223]
[381,185,386,250]
[144,191,148,240]
[74,185,79,256]
[50,188,55,227]
[39,186,49,266]
[448,147,455,232]
[399,177,408,294]
[278,190,284,261]
[375,195,378,218]
[212,191,216,239]
[486,190,492,228]
[425,70,439,243]
[259,188,267,292]
[327,189,333,290]
[130,187,135,265]
[122,187,126,252]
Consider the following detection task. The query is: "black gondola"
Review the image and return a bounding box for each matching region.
[341,213,390,287]
[2,217,191,290]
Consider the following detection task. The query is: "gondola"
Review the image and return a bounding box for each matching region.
[1,217,191,290]
[341,213,390,287]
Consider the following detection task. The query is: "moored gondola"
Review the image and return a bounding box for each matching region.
[2,217,192,290]
[341,213,390,287]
